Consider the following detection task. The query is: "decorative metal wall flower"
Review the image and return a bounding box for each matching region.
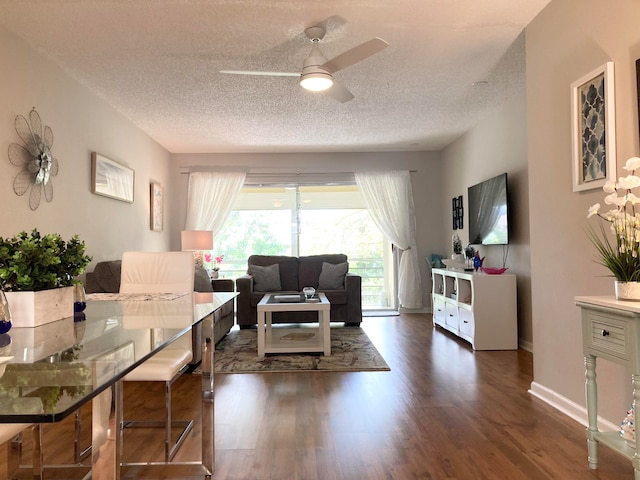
[7,108,59,210]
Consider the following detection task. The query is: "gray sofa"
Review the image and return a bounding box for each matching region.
[85,260,235,367]
[235,254,362,328]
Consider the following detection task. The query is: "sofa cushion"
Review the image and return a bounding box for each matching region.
[248,255,298,291]
[318,262,348,289]
[298,254,348,289]
[85,260,122,293]
[250,264,282,292]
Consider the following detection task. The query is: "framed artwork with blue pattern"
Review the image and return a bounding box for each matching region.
[571,62,616,192]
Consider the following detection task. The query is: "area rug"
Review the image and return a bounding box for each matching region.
[213,327,390,373]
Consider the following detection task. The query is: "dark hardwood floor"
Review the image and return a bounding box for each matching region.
[4,313,633,478]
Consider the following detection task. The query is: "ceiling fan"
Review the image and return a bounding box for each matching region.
[220,26,389,103]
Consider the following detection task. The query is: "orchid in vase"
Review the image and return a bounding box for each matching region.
[204,253,224,278]
[212,255,224,272]
[587,156,640,287]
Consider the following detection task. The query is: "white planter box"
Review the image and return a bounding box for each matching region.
[5,286,74,327]
[8,316,75,361]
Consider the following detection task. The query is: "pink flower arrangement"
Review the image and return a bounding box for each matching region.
[202,253,224,271]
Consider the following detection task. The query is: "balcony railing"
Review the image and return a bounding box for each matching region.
[212,256,390,308]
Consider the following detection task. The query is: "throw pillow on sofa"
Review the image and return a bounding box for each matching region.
[251,264,282,292]
[318,262,348,289]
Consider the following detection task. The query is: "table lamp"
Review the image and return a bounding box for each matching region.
[181,230,214,269]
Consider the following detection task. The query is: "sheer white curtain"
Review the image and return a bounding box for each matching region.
[184,172,246,233]
[355,170,422,309]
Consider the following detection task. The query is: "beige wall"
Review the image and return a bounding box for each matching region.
[0,26,172,266]
[527,0,640,424]
[440,88,532,348]
[170,152,442,309]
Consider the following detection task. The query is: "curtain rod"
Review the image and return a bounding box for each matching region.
[180,169,417,175]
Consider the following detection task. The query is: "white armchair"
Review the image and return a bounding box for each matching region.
[119,251,195,462]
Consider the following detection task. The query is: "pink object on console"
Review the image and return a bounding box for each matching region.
[481,267,508,275]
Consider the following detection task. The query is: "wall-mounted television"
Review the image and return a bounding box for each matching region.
[467,173,509,245]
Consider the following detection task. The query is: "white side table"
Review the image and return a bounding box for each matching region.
[575,295,640,479]
[257,293,331,358]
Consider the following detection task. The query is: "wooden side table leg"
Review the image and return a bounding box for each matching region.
[585,354,599,470]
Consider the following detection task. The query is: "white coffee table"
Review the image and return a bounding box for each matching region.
[257,293,331,358]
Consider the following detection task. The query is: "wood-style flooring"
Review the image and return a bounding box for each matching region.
[3,313,633,479]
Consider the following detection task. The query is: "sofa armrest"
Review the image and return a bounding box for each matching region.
[345,273,362,324]
[212,278,234,292]
[235,275,253,326]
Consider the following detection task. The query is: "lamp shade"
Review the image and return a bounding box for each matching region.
[181,230,214,251]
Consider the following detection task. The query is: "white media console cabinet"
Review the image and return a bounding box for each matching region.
[431,268,518,350]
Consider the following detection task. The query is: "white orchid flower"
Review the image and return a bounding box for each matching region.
[624,156,640,172]
[618,175,640,190]
[588,203,600,218]
[629,193,640,205]
[603,210,618,221]
[603,180,617,193]
[605,192,626,207]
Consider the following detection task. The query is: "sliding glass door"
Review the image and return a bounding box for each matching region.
[214,184,395,309]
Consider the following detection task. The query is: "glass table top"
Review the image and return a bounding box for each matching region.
[0,292,235,423]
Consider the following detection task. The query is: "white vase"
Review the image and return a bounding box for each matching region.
[5,286,74,327]
[451,254,464,263]
[615,281,640,301]
[211,270,219,279]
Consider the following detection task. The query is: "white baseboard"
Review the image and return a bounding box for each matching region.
[528,381,619,432]
[519,338,533,352]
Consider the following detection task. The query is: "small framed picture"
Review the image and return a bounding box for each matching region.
[571,62,616,192]
[452,196,463,230]
[150,181,163,231]
[91,153,134,203]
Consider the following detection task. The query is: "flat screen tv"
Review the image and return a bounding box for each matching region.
[467,173,509,245]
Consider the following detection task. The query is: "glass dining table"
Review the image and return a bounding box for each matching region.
[0,291,236,479]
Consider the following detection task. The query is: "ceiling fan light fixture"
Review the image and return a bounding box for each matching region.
[300,72,333,91]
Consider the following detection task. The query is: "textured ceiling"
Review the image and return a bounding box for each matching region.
[0,0,551,154]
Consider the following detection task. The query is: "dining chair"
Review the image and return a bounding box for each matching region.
[0,423,42,479]
[119,251,195,462]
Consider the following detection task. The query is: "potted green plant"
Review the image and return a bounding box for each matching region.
[587,156,640,300]
[0,229,92,326]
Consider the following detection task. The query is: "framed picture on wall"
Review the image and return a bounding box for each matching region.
[636,58,640,146]
[452,195,463,229]
[150,181,163,231]
[91,153,135,202]
[571,62,616,192]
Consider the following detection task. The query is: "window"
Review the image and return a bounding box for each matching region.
[214,184,395,308]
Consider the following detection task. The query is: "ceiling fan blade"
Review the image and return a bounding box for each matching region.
[220,70,299,77]
[324,80,354,103]
[322,37,389,74]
